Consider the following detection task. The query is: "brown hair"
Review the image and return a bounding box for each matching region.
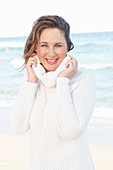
[23,15,74,64]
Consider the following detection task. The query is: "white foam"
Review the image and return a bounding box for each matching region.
[78,41,89,46]
[93,107,113,119]
[0,99,14,107]
[78,41,113,46]
[10,58,25,69]
[0,98,113,120]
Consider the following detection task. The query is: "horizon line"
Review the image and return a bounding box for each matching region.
[0,30,113,39]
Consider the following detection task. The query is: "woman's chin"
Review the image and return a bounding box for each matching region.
[44,65,58,72]
[45,68,56,72]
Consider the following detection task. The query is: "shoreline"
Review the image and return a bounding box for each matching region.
[0,132,113,170]
[1,106,113,146]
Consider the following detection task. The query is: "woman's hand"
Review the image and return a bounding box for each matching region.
[58,55,78,78]
[26,53,38,83]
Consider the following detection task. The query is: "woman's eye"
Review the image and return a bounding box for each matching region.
[56,44,62,47]
[41,44,47,47]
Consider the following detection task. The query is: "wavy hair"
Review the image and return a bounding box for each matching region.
[23,15,74,65]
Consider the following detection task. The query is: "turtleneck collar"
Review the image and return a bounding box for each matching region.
[32,55,70,88]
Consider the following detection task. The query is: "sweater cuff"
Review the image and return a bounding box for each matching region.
[56,77,70,98]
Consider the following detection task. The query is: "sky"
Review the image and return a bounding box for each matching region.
[0,0,113,38]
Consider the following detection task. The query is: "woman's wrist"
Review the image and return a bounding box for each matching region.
[58,75,70,79]
[27,77,38,83]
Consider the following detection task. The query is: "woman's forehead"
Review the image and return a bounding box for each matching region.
[39,28,66,43]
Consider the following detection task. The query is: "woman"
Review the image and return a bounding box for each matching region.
[11,15,96,170]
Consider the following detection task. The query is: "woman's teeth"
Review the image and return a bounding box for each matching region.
[45,58,58,65]
[47,59,57,62]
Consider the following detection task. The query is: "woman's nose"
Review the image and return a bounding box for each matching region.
[48,48,56,57]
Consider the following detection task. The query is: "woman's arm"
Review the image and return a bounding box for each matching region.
[11,55,38,134]
[55,72,96,140]
[11,80,38,134]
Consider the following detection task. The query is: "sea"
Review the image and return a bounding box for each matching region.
[0,32,113,146]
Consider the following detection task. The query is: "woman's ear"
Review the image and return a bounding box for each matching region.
[67,46,69,52]
[35,45,38,54]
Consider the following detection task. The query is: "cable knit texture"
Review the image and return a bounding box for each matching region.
[11,64,96,170]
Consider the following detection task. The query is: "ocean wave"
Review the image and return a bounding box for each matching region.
[78,42,90,46]
[0,99,113,120]
[93,107,113,119]
[78,41,113,46]
[79,63,113,70]
[0,99,14,107]
[10,58,25,69]
[10,59,113,70]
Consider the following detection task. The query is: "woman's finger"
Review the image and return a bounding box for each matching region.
[26,61,37,68]
[69,57,78,74]
[65,59,73,68]
[65,59,71,68]
[27,57,37,67]
[69,56,78,68]
[69,55,75,61]
[28,57,37,63]
[30,53,37,57]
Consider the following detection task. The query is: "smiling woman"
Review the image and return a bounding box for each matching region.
[23,15,74,64]
[11,15,96,170]
[36,28,68,72]
[23,15,74,82]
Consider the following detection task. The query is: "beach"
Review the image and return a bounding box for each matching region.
[0,132,30,170]
[0,108,113,170]
[0,132,113,170]
[0,32,113,170]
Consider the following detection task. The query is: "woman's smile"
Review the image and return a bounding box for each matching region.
[45,58,58,65]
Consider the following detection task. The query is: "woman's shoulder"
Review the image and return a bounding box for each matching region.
[70,70,95,92]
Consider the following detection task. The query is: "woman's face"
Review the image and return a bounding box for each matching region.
[36,28,68,72]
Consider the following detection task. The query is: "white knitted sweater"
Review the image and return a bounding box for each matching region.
[11,66,96,170]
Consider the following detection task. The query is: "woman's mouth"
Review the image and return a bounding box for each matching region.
[45,58,58,65]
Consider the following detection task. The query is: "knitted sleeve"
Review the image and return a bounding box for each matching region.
[11,81,38,134]
[55,72,96,140]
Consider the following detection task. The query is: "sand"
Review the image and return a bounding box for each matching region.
[0,132,30,170]
[0,132,113,170]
